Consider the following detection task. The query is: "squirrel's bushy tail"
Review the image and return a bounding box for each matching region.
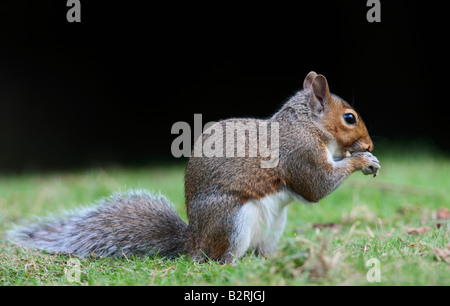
[6,190,189,258]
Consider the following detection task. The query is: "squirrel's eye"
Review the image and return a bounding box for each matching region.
[343,113,356,125]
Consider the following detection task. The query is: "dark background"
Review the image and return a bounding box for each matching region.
[0,1,447,172]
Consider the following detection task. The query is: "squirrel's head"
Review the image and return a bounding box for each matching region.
[303,71,374,159]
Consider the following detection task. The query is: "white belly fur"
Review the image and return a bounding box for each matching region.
[231,188,309,259]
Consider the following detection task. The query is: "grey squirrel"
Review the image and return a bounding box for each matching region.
[6,72,380,263]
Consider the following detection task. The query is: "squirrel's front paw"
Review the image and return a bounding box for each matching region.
[351,152,381,177]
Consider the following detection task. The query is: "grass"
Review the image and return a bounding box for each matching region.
[1,147,450,286]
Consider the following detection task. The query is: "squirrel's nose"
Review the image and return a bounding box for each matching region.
[366,140,374,152]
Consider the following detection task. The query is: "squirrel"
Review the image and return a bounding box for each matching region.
[6,72,380,263]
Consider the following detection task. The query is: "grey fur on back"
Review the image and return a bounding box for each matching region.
[6,189,189,258]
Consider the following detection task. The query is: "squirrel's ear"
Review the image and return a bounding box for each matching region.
[310,75,331,116]
[303,71,318,89]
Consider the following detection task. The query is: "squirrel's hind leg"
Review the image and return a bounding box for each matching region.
[187,192,245,264]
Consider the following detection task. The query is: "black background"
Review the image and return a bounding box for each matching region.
[0,1,447,172]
